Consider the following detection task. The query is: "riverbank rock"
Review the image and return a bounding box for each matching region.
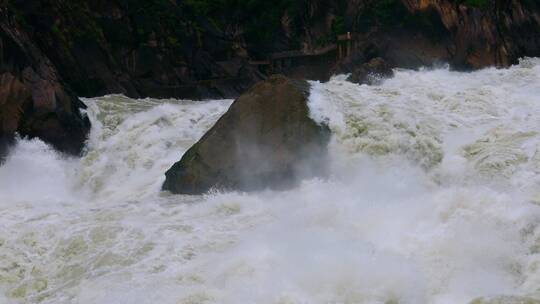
[0,7,90,161]
[347,57,394,85]
[163,75,331,194]
[402,0,540,68]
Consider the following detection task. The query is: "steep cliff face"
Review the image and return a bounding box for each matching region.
[2,0,359,99]
[5,0,262,100]
[4,0,355,99]
[402,0,540,68]
[0,6,90,160]
[3,0,539,106]
[163,75,331,194]
[2,0,538,161]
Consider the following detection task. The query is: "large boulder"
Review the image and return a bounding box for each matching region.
[0,7,90,161]
[163,75,331,194]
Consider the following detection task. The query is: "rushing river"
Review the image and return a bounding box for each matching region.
[1,59,540,304]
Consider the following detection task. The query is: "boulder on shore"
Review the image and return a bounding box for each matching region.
[163,75,331,194]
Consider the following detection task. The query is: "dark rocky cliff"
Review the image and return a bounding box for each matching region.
[4,0,539,101]
[0,5,90,161]
[4,0,348,100]
[403,0,540,69]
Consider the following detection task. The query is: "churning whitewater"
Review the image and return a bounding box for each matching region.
[1,58,540,304]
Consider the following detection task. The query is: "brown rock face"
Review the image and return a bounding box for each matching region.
[402,0,540,68]
[163,75,331,195]
[2,0,276,100]
[0,7,90,161]
[347,57,394,85]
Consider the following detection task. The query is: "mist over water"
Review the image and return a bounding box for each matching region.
[1,59,540,303]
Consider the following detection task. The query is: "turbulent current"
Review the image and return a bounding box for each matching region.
[1,58,540,304]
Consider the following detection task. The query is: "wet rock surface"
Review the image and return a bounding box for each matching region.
[403,0,540,68]
[0,7,90,160]
[163,75,331,194]
[3,0,540,104]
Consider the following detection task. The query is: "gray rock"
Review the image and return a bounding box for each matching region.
[163,75,331,194]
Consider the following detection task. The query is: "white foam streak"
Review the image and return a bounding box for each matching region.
[78,95,233,202]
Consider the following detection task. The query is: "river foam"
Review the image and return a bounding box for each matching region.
[1,58,540,303]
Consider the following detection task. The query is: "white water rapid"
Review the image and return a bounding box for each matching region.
[1,58,540,304]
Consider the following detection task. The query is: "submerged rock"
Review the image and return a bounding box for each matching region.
[347,57,394,85]
[0,8,90,160]
[163,75,331,194]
